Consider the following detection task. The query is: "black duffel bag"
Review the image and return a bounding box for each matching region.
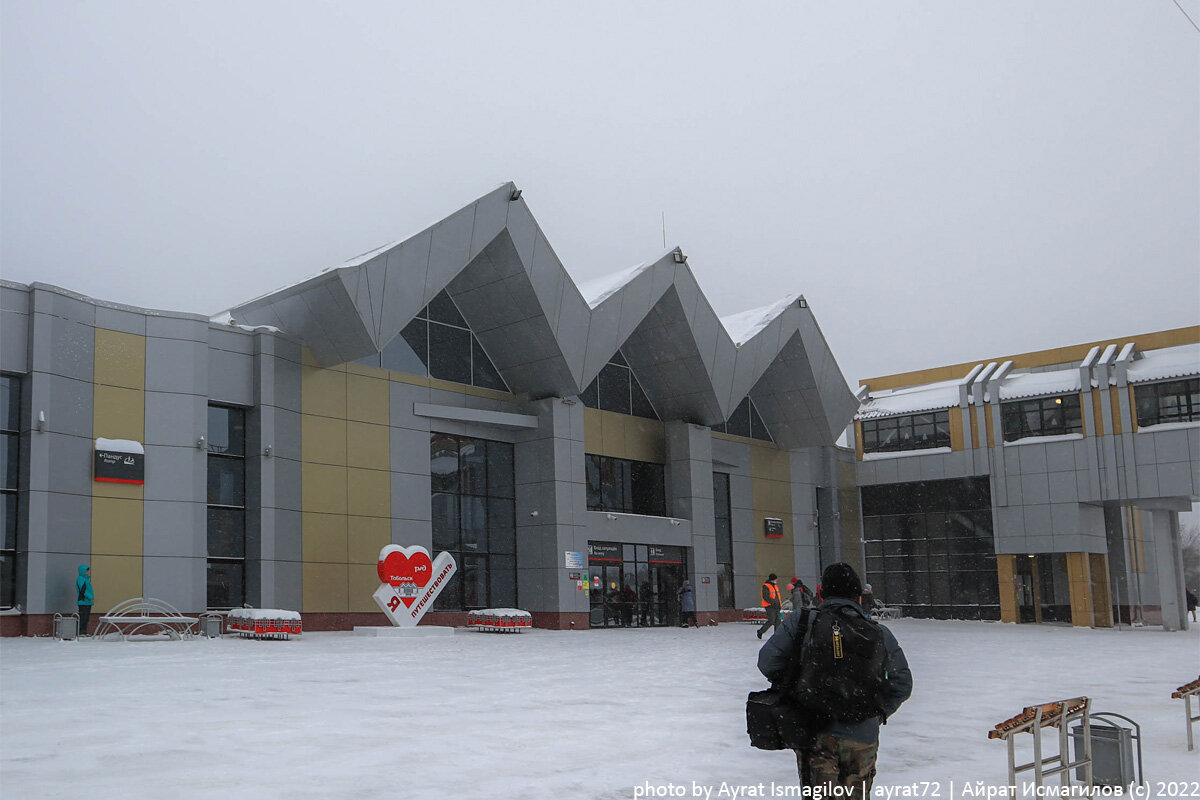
[746,687,821,750]
[746,609,825,751]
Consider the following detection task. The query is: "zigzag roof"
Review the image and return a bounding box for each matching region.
[225,182,857,448]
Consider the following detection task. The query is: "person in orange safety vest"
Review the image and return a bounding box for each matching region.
[757,573,781,639]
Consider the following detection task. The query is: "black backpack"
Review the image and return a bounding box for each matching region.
[790,606,888,725]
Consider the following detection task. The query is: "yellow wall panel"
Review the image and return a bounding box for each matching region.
[302,563,348,612]
[968,406,979,448]
[301,365,347,419]
[1065,552,1093,627]
[301,414,347,466]
[948,408,964,451]
[348,564,383,612]
[1115,388,1127,435]
[984,405,994,448]
[93,385,145,442]
[302,463,347,515]
[625,417,666,463]
[302,512,348,563]
[91,497,143,556]
[751,443,793,581]
[855,421,865,459]
[1089,553,1112,628]
[347,373,390,424]
[583,408,603,453]
[94,329,146,389]
[89,555,142,612]
[93,479,144,501]
[346,468,391,519]
[1091,389,1106,437]
[348,516,390,564]
[347,421,390,470]
[600,413,626,458]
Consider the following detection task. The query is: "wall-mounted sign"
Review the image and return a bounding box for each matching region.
[94,438,145,485]
[372,545,457,627]
[568,572,581,580]
[564,551,584,569]
[764,518,784,538]
[648,545,684,565]
[701,576,711,584]
[587,542,621,563]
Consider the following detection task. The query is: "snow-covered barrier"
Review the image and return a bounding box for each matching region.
[467,608,532,633]
[226,608,302,640]
[742,608,767,624]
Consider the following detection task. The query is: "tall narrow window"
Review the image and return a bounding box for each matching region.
[207,405,246,609]
[0,375,20,610]
[713,472,734,609]
[430,433,516,611]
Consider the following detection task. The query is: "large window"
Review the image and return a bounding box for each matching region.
[585,454,666,517]
[356,290,509,391]
[0,375,20,610]
[713,472,734,609]
[207,405,246,609]
[1000,394,1082,442]
[579,351,658,419]
[713,396,773,442]
[860,477,998,621]
[430,433,516,611]
[860,410,950,454]
[1135,378,1200,428]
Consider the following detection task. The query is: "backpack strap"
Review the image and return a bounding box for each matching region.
[775,609,818,690]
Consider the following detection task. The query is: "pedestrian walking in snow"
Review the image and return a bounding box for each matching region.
[757,574,782,639]
[757,562,912,797]
[790,578,813,611]
[76,564,94,635]
[860,583,875,614]
[678,580,697,627]
[1187,588,1197,622]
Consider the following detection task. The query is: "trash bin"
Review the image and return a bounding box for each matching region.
[53,613,78,640]
[200,614,223,638]
[1072,712,1141,788]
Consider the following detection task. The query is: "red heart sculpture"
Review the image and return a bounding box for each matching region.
[377,548,434,607]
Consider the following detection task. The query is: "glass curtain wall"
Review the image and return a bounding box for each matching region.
[207,405,246,609]
[861,477,999,620]
[0,375,20,609]
[430,432,516,611]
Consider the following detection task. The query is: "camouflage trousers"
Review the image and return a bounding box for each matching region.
[795,734,878,800]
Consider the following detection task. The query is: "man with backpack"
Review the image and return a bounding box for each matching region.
[756,563,912,797]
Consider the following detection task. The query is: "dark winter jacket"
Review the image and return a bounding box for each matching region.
[756,597,912,744]
[76,565,94,606]
[790,584,813,610]
[678,582,696,613]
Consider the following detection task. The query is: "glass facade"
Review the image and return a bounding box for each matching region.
[585,455,666,517]
[860,409,951,454]
[579,350,658,419]
[1000,393,1082,442]
[587,541,688,627]
[713,396,773,442]
[0,375,19,610]
[713,472,734,609]
[1135,378,1200,427]
[430,433,516,611]
[206,405,246,609]
[355,290,509,392]
[860,477,999,620]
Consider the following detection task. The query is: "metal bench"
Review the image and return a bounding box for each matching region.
[93,597,198,641]
[988,696,1093,789]
[1171,676,1200,751]
[872,605,901,620]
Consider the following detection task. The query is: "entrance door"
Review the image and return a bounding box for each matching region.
[587,541,688,628]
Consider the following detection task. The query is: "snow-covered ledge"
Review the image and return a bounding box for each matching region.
[861,446,952,461]
[1002,433,1084,447]
[1135,421,1200,434]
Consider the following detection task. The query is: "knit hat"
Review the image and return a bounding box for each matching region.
[820,562,862,599]
[767,573,778,581]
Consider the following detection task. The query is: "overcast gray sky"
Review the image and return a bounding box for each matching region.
[2,1,1197,385]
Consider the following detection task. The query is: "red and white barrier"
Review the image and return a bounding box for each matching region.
[467,608,533,633]
[227,608,302,640]
[742,607,767,624]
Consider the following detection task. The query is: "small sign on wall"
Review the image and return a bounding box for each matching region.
[94,438,145,485]
[764,517,783,538]
[565,551,584,569]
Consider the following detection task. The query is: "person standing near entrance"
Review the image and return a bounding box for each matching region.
[76,564,94,635]
[757,574,781,639]
[678,580,697,628]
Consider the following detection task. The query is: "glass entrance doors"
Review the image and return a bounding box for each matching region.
[587,542,688,628]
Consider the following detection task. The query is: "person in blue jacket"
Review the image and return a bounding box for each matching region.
[678,580,697,627]
[76,564,94,635]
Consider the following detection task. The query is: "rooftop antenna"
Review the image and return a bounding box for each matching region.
[662,212,666,248]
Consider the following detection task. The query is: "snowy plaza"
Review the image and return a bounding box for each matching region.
[2,620,1197,800]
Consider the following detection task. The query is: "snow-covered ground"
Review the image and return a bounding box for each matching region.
[2,620,1197,799]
